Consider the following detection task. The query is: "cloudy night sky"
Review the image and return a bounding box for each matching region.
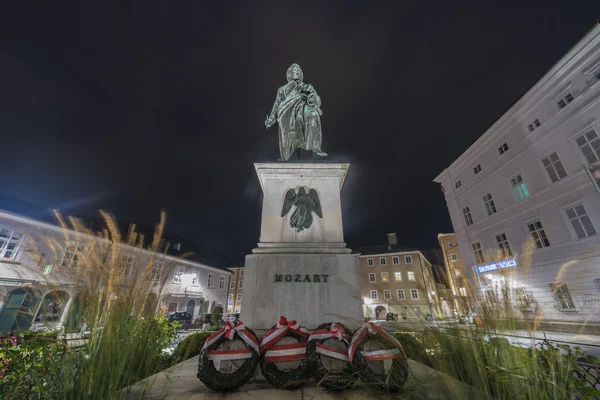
[1,2,599,262]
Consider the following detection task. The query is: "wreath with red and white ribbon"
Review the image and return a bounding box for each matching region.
[306,322,360,390]
[197,320,260,392]
[259,316,312,389]
[347,320,408,391]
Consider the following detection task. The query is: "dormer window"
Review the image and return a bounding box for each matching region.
[527,119,541,132]
[557,92,574,109]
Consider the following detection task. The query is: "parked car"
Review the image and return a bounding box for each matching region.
[200,313,212,325]
[385,313,397,322]
[168,311,192,325]
[225,314,238,324]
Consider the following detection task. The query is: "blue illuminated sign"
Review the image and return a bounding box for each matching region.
[475,259,517,274]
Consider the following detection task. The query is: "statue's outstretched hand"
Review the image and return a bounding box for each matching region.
[265,115,276,128]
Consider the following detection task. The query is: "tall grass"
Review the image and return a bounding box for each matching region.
[2,211,182,399]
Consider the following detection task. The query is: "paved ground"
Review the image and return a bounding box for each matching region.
[125,357,482,399]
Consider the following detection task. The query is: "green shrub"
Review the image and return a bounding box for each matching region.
[211,306,223,326]
[0,331,77,400]
[170,331,212,364]
[391,332,431,366]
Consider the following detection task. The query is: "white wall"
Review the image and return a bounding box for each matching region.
[435,25,600,322]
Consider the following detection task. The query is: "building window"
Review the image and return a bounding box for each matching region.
[237,294,242,302]
[230,280,235,289]
[219,275,225,289]
[566,204,597,239]
[455,180,462,189]
[238,281,243,289]
[450,253,458,261]
[397,289,405,300]
[407,271,415,281]
[151,262,163,281]
[207,273,214,288]
[191,273,198,285]
[394,272,402,281]
[495,233,512,257]
[459,287,467,297]
[483,193,497,216]
[381,272,389,282]
[370,290,378,300]
[410,289,419,300]
[527,119,541,132]
[541,153,567,183]
[0,229,24,260]
[392,256,400,264]
[473,164,481,174]
[455,269,462,277]
[594,68,600,80]
[383,290,391,300]
[550,283,576,311]
[557,92,574,109]
[463,207,474,226]
[405,255,413,264]
[527,221,550,248]
[368,273,376,283]
[472,242,485,264]
[510,175,530,200]
[240,270,244,276]
[498,143,509,155]
[379,257,387,266]
[448,242,455,248]
[120,254,136,276]
[367,258,374,266]
[575,130,600,164]
[61,245,79,268]
[173,266,185,284]
[228,293,233,301]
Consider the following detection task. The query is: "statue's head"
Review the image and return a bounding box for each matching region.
[286,63,303,83]
[298,187,306,195]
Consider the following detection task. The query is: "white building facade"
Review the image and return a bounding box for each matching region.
[0,210,230,333]
[434,24,600,324]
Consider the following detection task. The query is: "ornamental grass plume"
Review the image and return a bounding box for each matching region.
[1,210,181,399]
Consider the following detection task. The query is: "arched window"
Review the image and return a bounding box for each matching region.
[198,299,205,316]
[35,290,69,323]
[186,299,196,318]
[0,288,40,332]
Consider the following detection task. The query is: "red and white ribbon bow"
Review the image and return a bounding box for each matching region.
[202,320,260,354]
[308,322,351,344]
[348,320,405,363]
[260,316,310,352]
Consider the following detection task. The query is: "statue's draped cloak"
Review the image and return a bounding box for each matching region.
[275,81,323,161]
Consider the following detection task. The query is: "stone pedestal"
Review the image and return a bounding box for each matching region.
[240,163,363,330]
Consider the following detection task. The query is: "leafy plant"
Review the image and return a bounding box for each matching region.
[211,306,223,326]
[170,331,212,364]
[0,331,77,399]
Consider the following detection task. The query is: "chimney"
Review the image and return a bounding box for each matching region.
[387,233,398,246]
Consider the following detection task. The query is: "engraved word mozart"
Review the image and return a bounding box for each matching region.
[274,274,329,283]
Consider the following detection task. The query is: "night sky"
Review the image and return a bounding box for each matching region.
[2,2,599,262]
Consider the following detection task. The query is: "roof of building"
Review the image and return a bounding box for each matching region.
[433,22,600,182]
[0,201,235,270]
[353,244,418,256]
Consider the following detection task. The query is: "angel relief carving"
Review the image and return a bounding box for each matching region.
[281,187,323,232]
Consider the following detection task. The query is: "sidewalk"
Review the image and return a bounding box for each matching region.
[124,357,483,399]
